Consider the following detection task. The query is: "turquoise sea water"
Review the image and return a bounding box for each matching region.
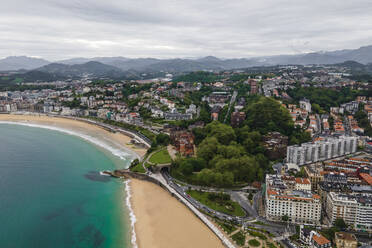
[0,124,132,248]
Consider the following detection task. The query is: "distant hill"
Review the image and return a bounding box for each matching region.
[2,45,372,75]
[34,61,124,78]
[56,45,372,72]
[262,45,372,65]
[0,56,50,71]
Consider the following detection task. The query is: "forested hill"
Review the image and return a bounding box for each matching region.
[171,97,310,187]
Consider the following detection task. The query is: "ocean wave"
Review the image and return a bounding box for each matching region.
[124,180,138,248]
[0,121,139,162]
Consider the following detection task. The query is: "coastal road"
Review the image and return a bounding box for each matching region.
[141,169,297,248]
[161,170,244,224]
[162,171,295,237]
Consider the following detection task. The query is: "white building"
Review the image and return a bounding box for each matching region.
[43,104,54,113]
[325,192,372,232]
[265,174,321,225]
[300,98,312,112]
[286,136,358,166]
[295,178,312,191]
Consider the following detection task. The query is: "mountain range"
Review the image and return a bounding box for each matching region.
[1,45,372,78]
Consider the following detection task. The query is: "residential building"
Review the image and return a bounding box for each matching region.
[265,174,321,225]
[341,101,359,114]
[325,192,372,232]
[335,232,358,248]
[295,177,312,191]
[300,98,312,112]
[286,136,358,166]
[300,227,331,248]
[164,112,192,121]
[230,111,246,128]
[170,130,195,157]
[250,80,258,94]
[312,232,332,248]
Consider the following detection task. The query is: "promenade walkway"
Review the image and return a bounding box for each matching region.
[149,172,236,248]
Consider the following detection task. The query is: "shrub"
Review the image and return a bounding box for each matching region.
[248,239,260,247]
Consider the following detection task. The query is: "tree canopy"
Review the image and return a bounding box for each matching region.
[171,97,310,187]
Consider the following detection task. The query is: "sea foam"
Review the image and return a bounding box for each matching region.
[124,180,138,248]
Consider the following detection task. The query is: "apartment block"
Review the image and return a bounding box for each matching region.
[325,192,372,232]
[287,136,358,166]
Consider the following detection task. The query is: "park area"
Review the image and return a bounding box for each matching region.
[148,149,172,164]
[186,190,245,217]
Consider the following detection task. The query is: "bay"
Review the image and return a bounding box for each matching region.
[0,124,132,248]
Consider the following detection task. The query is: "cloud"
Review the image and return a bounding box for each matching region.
[1,0,372,60]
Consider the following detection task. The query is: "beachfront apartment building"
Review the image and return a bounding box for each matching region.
[286,136,358,166]
[325,192,372,232]
[265,174,322,225]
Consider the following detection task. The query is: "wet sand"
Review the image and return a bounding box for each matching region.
[130,179,224,248]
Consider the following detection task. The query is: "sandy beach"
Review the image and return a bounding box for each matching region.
[130,179,224,248]
[0,114,147,158]
[0,114,224,248]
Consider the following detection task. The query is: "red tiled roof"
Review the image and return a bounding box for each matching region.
[360,173,372,185]
[313,234,330,245]
[295,178,311,184]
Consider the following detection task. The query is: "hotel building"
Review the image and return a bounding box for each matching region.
[265,174,321,225]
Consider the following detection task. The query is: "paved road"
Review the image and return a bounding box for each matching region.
[223,90,238,123]
[162,170,244,224]
[162,171,296,239]
[228,191,258,218]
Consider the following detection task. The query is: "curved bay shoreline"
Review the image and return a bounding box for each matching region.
[0,114,224,248]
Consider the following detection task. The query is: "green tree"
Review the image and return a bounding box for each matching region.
[205,121,236,145]
[282,215,289,222]
[197,137,220,162]
[156,133,170,146]
[334,218,347,230]
[245,97,293,135]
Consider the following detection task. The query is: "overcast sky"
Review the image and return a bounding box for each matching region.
[1,0,372,60]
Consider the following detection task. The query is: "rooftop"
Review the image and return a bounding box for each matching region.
[313,233,330,245]
[295,177,311,184]
[335,232,357,242]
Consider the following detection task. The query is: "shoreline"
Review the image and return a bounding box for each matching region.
[0,114,147,159]
[0,114,226,248]
[124,180,138,248]
[0,114,144,248]
[129,178,225,248]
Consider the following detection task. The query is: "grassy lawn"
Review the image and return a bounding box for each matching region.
[130,163,145,173]
[144,162,152,168]
[248,230,267,240]
[231,231,245,246]
[186,190,246,217]
[149,149,172,164]
[248,239,260,247]
[252,221,269,226]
